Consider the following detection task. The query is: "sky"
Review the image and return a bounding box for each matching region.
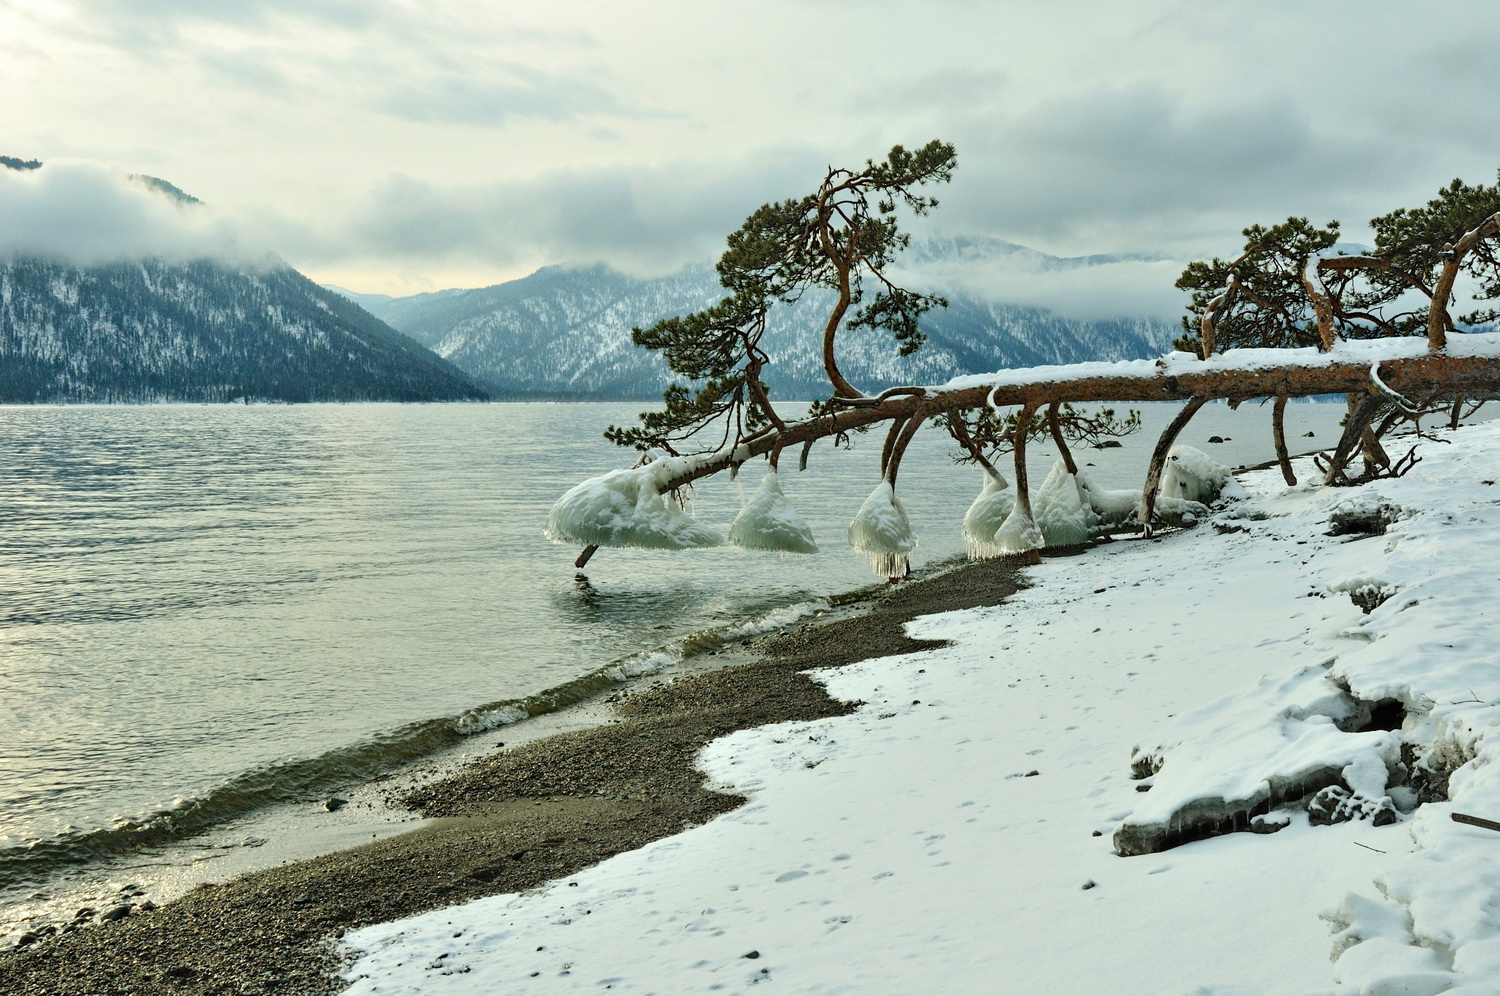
[4,0,1500,310]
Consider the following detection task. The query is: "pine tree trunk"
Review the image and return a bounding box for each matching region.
[1272,394,1296,486]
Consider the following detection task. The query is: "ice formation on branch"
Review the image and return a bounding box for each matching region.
[848,481,917,576]
[1075,471,1145,533]
[993,499,1043,555]
[1160,445,1236,504]
[961,470,1015,559]
[544,465,725,550]
[728,470,819,555]
[1032,460,1101,547]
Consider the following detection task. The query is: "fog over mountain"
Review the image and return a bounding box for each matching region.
[334,242,1183,400]
[0,159,486,403]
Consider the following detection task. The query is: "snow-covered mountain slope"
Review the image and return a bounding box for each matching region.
[0,156,486,403]
[343,259,1181,400]
[0,257,487,403]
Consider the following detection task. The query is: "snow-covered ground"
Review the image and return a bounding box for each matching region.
[341,420,1500,996]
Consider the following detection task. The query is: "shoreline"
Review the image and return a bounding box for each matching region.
[0,554,1032,996]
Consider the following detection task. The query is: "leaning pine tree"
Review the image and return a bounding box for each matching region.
[547,149,1500,577]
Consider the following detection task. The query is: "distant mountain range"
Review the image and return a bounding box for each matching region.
[0,157,486,403]
[334,242,1181,400]
[2,151,1182,405]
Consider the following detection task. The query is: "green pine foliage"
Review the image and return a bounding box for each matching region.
[1174,217,1340,355]
[607,141,957,454]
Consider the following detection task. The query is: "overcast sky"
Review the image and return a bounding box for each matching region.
[5,0,1500,307]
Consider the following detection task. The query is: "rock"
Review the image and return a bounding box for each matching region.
[100,904,133,922]
[1207,435,1225,443]
[1304,431,1316,437]
[743,950,761,959]
[165,965,199,979]
[1081,880,1097,890]
[1327,496,1405,537]
[1249,812,1292,834]
[325,798,349,812]
[1095,440,1123,449]
[1306,785,1398,826]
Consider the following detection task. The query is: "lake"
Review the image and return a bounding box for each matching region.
[0,399,1348,936]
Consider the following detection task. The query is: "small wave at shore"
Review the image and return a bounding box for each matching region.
[0,597,832,895]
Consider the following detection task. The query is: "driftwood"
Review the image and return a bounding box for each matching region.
[1452,812,1500,834]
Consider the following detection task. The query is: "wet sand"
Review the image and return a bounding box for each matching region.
[0,556,1027,996]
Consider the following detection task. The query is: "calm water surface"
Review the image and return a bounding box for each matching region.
[0,400,1348,919]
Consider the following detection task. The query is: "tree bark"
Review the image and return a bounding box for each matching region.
[823,265,860,398]
[879,414,910,477]
[1047,401,1078,475]
[634,349,1500,500]
[1426,212,1500,351]
[1322,393,1384,485]
[1302,258,1341,352]
[1013,402,1041,565]
[1272,394,1296,486]
[885,407,926,487]
[1138,397,1210,534]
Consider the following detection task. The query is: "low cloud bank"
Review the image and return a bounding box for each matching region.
[0,161,260,266]
[942,259,1189,324]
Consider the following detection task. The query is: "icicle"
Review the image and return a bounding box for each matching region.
[728,470,818,554]
[544,465,725,550]
[961,469,1014,559]
[847,480,916,577]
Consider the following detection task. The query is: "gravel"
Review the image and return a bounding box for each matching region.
[0,556,1025,996]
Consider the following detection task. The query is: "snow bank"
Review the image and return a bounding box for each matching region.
[345,419,1500,996]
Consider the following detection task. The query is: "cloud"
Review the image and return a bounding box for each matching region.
[79,0,391,46]
[915,255,1190,323]
[936,82,1403,254]
[0,162,259,265]
[283,149,828,281]
[376,68,626,127]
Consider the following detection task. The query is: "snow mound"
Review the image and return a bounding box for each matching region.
[728,470,818,555]
[847,481,916,576]
[960,470,1014,559]
[544,464,725,550]
[1115,664,1401,856]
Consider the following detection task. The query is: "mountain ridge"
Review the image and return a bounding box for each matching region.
[332,255,1182,401]
[0,156,488,403]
